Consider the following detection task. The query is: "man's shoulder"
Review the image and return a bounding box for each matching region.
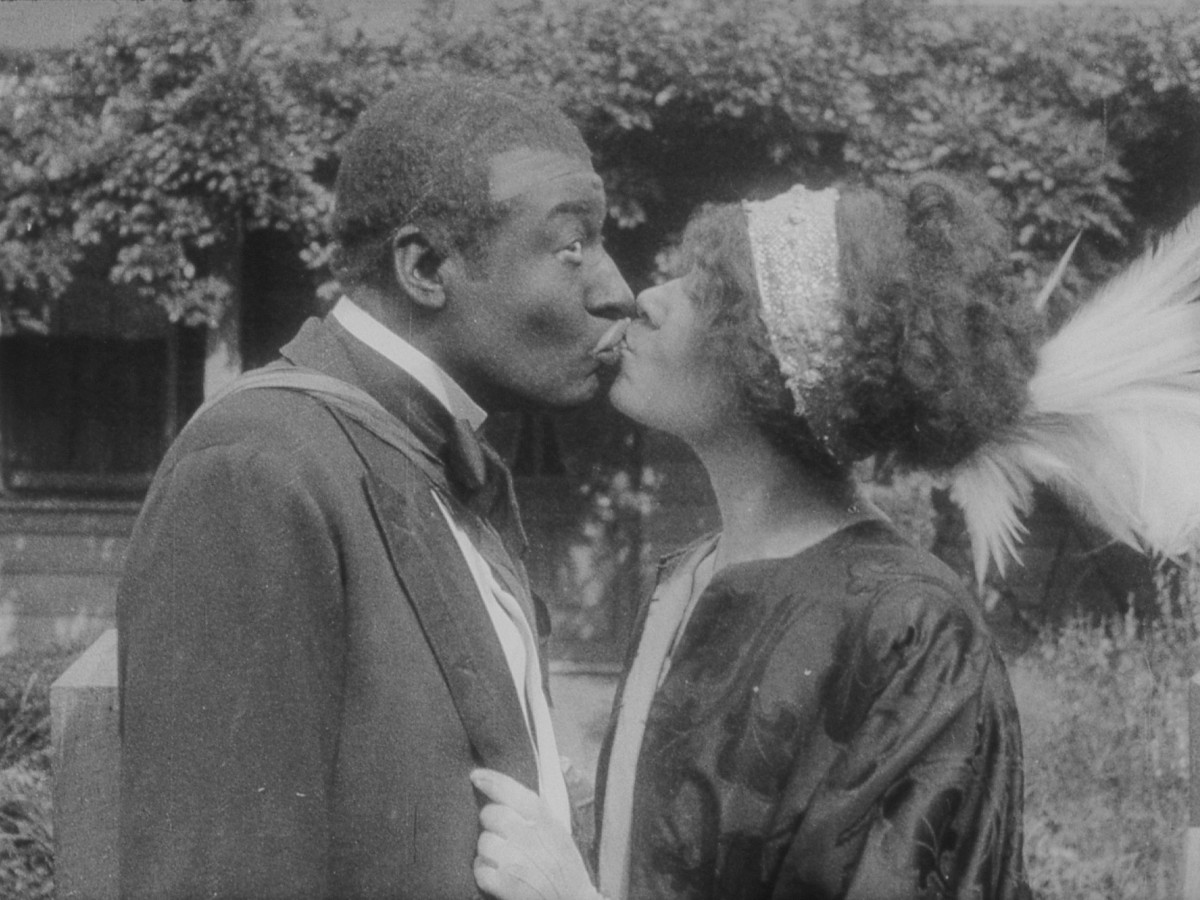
[162,381,442,503]
[174,385,347,459]
[156,382,396,500]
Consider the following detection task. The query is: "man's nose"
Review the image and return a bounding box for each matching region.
[586,252,635,319]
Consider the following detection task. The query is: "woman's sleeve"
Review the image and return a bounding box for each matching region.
[773,585,1032,900]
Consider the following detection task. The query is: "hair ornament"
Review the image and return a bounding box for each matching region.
[742,185,843,419]
[951,204,1200,584]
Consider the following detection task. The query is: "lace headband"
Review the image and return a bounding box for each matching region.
[742,185,844,421]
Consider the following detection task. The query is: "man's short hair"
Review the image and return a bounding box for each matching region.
[331,75,591,289]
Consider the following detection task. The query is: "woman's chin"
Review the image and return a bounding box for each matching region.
[607,373,644,419]
[607,378,663,431]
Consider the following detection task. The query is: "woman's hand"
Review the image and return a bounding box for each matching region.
[471,768,603,900]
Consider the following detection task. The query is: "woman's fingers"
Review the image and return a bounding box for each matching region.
[480,800,531,836]
[473,853,502,894]
[471,768,547,821]
[471,768,601,900]
[474,860,555,900]
[474,831,556,900]
[476,829,507,867]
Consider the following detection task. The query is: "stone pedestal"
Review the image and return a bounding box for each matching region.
[50,628,119,900]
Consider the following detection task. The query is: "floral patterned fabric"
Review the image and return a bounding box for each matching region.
[595,520,1031,900]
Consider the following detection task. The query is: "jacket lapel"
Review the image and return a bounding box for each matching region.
[283,315,541,789]
[362,468,539,790]
[280,314,540,787]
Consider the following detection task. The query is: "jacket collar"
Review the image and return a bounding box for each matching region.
[328,297,486,431]
[280,313,460,462]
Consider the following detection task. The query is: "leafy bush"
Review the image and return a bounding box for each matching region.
[407,0,1200,306]
[7,0,1193,614]
[1013,615,1192,899]
[4,0,1200,327]
[0,3,342,326]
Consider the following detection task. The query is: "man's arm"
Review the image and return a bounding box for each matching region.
[118,439,347,899]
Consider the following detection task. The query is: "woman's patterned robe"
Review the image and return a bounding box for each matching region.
[595,520,1030,900]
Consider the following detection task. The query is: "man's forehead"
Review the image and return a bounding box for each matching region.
[488,148,603,204]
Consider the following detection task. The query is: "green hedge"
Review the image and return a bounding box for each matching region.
[403,0,1200,313]
[3,0,1199,326]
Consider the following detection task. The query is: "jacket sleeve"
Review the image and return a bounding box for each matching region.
[117,439,348,900]
[773,587,1031,900]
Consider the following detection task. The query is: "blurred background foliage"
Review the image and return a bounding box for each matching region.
[3,0,1198,627]
[1,0,1198,326]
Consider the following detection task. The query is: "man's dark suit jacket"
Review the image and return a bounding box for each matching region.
[117,315,540,899]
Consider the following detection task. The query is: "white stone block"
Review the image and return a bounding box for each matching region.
[50,628,119,900]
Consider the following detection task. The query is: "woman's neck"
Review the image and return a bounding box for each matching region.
[690,425,867,571]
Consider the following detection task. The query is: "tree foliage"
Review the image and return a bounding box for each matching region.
[1,0,1198,331]
[408,0,1200,312]
[1,3,344,327]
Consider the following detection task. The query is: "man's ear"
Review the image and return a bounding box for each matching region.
[392,225,447,311]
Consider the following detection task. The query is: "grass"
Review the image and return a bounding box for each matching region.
[1012,615,1192,899]
[1,763,53,899]
[1,641,88,900]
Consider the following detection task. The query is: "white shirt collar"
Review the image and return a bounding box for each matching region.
[330,297,487,431]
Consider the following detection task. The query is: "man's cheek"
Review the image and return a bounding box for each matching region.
[523,302,589,345]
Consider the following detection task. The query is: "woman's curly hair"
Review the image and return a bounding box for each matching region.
[679,173,1043,476]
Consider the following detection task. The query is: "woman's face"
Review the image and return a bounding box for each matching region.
[609,270,741,441]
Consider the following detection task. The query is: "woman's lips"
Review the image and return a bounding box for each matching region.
[591,318,630,365]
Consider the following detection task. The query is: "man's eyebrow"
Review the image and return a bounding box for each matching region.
[547,198,606,219]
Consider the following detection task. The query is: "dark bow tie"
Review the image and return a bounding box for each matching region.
[446,417,490,497]
[443,417,543,639]
[445,419,529,559]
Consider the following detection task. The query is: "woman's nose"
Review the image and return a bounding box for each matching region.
[633,283,663,318]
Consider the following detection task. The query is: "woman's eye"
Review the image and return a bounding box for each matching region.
[560,239,584,262]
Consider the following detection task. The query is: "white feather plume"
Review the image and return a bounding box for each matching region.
[951,203,1200,584]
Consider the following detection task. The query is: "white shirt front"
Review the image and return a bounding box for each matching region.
[331,297,572,828]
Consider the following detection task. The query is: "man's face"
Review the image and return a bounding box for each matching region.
[436,149,633,410]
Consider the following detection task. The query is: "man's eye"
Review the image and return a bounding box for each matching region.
[560,239,584,260]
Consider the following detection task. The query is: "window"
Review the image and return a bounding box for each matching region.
[0,327,204,496]
[0,230,319,498]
